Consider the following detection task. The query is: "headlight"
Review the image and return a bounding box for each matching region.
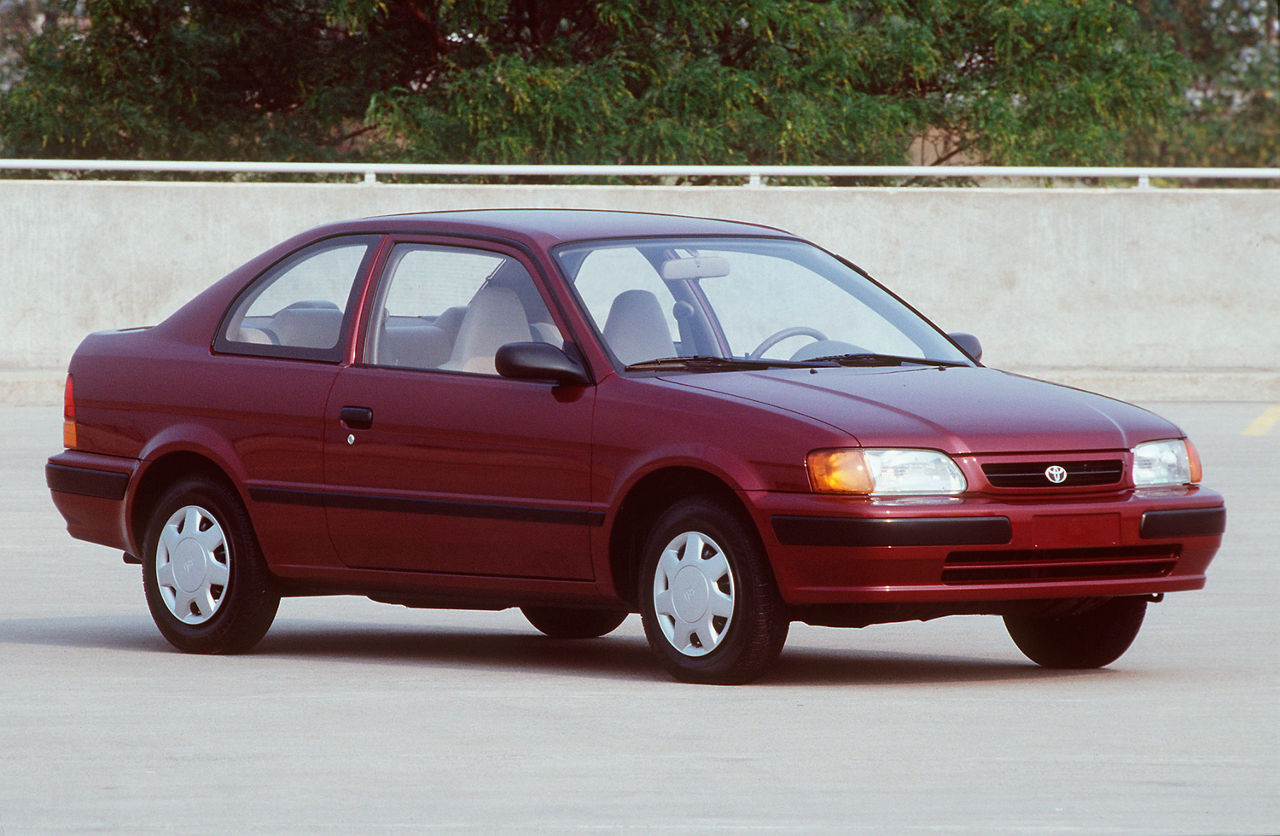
[808,448,967,496]
[1132,439,1202,487]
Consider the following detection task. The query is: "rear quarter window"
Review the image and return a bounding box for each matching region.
[215,235,380,362]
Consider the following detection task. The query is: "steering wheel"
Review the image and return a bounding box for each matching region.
[748,326,828,359]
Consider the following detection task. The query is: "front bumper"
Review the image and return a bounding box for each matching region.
[750,486,1225,605]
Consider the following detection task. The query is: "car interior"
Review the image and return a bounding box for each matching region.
[371,261,564,375]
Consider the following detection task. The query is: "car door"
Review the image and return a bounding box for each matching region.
[211,233,380,568]
[322,239,598,580]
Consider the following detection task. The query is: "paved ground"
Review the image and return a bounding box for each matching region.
[1,403,1276,833]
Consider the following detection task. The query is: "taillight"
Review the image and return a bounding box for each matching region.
[63,374,77,449]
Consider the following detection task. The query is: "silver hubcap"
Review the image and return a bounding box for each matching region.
[652,530,735,657]
[155,505,230,625]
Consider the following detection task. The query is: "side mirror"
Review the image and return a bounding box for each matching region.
[495,342,591,386]
[948,332,983,363]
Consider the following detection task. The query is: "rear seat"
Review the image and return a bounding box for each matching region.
[372,301,563,372]
[379,322,452,368]
[268,303,344,349]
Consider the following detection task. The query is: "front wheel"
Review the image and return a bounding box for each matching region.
[521,606,628,639]
[1004,597,1147,669]
[638,497,788,684]
[142,476,279,654]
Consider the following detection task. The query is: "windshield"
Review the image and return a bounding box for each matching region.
[554,237,970,369]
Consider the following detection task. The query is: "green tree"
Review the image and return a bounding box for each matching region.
[0,0,404,160]
[1127,0,1279,168]
[1,1,1192,168]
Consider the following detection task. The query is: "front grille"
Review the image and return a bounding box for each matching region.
[982,459,1124,489]
[942,545,1178,584]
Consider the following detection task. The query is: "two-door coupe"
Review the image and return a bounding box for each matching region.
[47,209,1225,683]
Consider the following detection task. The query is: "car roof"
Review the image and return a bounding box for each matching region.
[311,208,799,249]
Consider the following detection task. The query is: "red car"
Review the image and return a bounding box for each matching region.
[46,209,1225,683]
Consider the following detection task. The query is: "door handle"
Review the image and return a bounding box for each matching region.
[339,406,374,430]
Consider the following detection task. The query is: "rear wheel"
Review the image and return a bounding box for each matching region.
[1004,597,1147,669]
[521,606,628,639]
[142,476,279,654]
[638,497,788,684]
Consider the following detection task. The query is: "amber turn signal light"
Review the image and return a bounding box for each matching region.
[807,449,874,494]
[1186,438,1203,484]
[62,374,77,449]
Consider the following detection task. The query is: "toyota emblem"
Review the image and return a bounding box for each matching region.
[1044,465,1068,484]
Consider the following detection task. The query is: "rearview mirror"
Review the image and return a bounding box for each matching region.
[495,342,590,385]
[661,256,730,280]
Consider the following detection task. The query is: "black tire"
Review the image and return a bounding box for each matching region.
[638,497,789,684]
[1004,597,1147,669]
[521,606,628,639]
[141,476,279,654]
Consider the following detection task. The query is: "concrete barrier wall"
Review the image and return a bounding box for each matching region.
[2,180,1276,401]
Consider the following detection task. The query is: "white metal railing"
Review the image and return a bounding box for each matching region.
[2,158,1279,186]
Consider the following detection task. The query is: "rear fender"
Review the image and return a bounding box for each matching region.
[129,424,251,550]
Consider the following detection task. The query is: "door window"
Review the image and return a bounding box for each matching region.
[364,243,560,374]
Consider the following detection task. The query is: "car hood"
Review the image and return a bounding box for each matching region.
[661,365,1181,454]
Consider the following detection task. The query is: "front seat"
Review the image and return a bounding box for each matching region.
[602,290,675,366]
[441,285,533,374]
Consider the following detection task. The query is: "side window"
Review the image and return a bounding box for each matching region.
[365,243,558,375]
[217,236,377,362]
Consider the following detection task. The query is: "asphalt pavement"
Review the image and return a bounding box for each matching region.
[1,402,1276,833]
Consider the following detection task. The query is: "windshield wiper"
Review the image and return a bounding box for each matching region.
[804,352,969,368]
[625,353,967,372]
[625,355,807,372]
